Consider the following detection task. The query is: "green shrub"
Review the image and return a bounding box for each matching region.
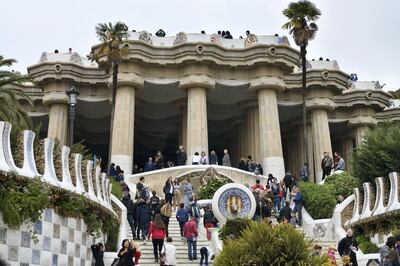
[108,177,123,199]
[353,122,400,184]
[214,222,330,266]
[299,182,337,219]
[324,172,360,199]
[197,176,231,200]
[356,235,379,253]
[219,218,252,242]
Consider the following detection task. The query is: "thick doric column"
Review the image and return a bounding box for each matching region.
[180,75,214,164]
[354,125,371,147]
[310,109,333,182]
[342,139,354,173]
[42,81,70,146]
[349,107,377,148]
[242,102,260,163]
[307,124,315,182]
[251,76,285,179]
[238,123,247,159]
[110,85,137,175]
[48,104,68,145]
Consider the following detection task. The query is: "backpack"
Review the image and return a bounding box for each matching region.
[189,204,200,218]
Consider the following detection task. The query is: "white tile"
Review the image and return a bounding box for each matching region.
[51,238,61,254]
[6,230,20,245]
[68,218,77,230]
[0,244,8,261]
[60,227,68,240]
[58,254,68,266]
[42,221,53,237]
[18,247,32,263]
[41,250,52,266]
[30,235,43,250]
[74,230,82,244]
[67,242,75,257]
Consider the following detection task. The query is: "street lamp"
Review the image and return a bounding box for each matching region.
[66,85,79,146]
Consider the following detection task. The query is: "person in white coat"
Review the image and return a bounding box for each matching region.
[161,237,176,266]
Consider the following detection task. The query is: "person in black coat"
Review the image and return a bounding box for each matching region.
[176,145,187,166]
[117,239,135,266]
[279,201,292,223]
[338,229,358,266]
[163,177,174,204]
[91,243,105,266]
[121,192,136,238]
[136,198,151,240]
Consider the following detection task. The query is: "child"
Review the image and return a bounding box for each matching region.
[327,245,337,265]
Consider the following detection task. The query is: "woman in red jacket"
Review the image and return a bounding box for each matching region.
[147,213,166,262]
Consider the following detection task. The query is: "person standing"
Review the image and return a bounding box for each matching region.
[163,177,174,204]
[209,151,218,165]
[136,176,145,199]
[380,236,399,266]
[271,178,281,211]
[187,196,202,227]
[321,152,333,180]
[292,186,304,226]
[183,176,194,208]
[121,191,137,239]
[149,191,160,215]
[176,203,189,239]
[144,157,155,172]
[161,237,177,266]
[176,145,187,166]
[136,197,151,241]
[155,150,164,170]
[222,149,231,167]
[283,171,294,193]
[203,205,215,241]
[299,163,308,182]
[91,243,105,266]
[117,239,135,266]
[192,152,200,165]
[147,214,166,263]
[200,151,208,165]
[172,178,181,211]
[184,216,198,262]
[338,229,358,266]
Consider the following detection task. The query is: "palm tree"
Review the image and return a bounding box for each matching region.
[92,22,129,165]
[0,55,33,129]
[389,89,400,99]
[282,1,321,179]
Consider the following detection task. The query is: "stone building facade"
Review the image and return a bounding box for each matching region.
[23,31,400,182]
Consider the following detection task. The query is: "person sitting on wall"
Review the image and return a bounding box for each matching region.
[338,228,359,266]
[109,163,117,178]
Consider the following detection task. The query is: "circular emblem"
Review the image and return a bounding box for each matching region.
[212,183,256,224]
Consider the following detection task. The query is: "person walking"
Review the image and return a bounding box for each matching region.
[222,149,231,167]
[160,202,172,237]
[187,196,202,227]
[91,243,105,266]
[172,178,181,211]
[136,197,151,241]
[176,203,189,239]
[203,205,215,241]
[121,191,137,239]
[209,150,218,165]
[176,145,187,166]
[271,177,281,212]
[321,152,333,180]
[117,239,135,266]
[149,191,160,215]
[161,237,177,266]
[163,177,174,204]
[184,216,198,262]
[338,229,359,266]
[183,176,194,208]
[147,213,166,263]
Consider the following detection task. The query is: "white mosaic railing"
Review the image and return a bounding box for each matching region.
[345,172,400,227]
[0,121,114,213]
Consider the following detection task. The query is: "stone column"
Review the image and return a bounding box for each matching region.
[256,86,285,179]
[354,125,371,147]
[238,123,247,159]
[110,85,136,175]
[311,109,332,183]
[242,103,260,164]
[342,139,354,173]
[182,105,188,149]
[307,124,315,182]
[47,104,68,145]
[42,81,70,146]
[181,76,214,164]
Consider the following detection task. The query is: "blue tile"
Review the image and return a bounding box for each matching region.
[33,221,42,235]
[43,236,51,251]
[53,224,60,239]
[75,244,80,257]
[32,249,41,264]
[52,254,58,266]
[21,231,31,248]
[0,228,6,244]
[8,246,18,261]
[44,209,53,222]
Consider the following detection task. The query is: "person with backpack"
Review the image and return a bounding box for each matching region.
[271,177,281,212]
[187,196,202,227]
[283,171,294,193]
[176,203,189,239]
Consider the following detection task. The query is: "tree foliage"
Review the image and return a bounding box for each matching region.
[0,55,33,130]
[353,122,400,184]
[214,222,330,266]
[324,172,360,199]
[197,176,232,200]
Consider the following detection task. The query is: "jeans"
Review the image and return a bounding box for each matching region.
[273,197,280,211]
[152,239,164,259]
[140,222,148,240]
[187,237,197,260]
[127,214,136,238]
[178,220,186,237]
[200,247,208,265]
[165,193,173,204]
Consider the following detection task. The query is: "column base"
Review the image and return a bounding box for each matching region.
[262,156,285,181]
[110,155,132,176]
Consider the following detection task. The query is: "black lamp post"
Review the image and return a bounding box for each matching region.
[66,85,79,146]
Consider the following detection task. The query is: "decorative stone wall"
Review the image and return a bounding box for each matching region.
[0,209,95,266]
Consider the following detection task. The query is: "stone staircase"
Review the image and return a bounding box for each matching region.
[128,213,212,266]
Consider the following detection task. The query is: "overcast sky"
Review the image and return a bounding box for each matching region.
[1,0,399,91]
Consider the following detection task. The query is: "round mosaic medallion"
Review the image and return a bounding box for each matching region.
[212,183,256,224]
